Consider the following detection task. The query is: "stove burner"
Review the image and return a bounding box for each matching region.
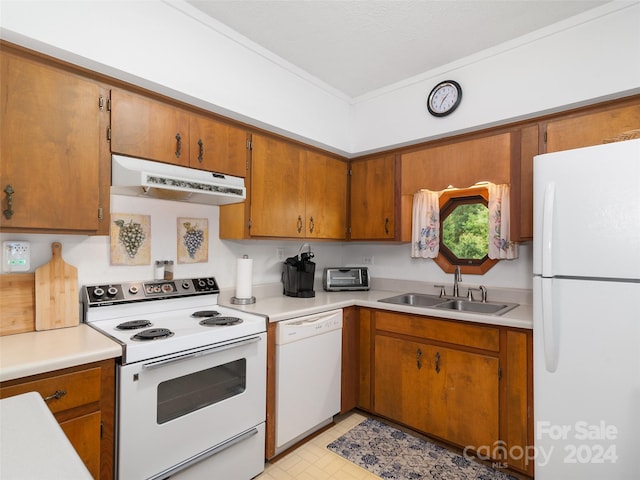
[199,317,244,327]
[131,328,174,341]
[191,310,221,318]
[116,320,152,330]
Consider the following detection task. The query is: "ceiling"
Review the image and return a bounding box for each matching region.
[186,0,610,98]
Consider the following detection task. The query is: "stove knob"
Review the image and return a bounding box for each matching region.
[93,287,105,298]
[182,281,191,290]
[206,278,215,286]
[129,285,139,295]
[197,279,206,288]
[107,286,118,297]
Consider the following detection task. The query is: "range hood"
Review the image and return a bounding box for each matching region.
[111,155,246,205]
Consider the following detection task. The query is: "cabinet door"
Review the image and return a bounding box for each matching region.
[305,152,347,239]
[350,154,396,240]
[189,114,248,177]
[250,134,305,237]
[60,411,102,479]
[110,89,190,166]
[1,50,102,232]
[424,345,500,450]
[545,103,640,152]
[374,334,429,430]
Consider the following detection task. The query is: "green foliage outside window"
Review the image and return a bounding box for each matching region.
[442,203,489,260]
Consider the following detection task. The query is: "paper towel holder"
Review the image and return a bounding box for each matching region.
[231,295,256,305]
[231,254,256,305]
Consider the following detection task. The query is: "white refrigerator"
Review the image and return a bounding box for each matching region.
[533,138,640,479]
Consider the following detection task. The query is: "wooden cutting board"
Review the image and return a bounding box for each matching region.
[35,242,79,330]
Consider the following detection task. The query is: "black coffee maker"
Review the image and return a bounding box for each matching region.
[282,249,315,298]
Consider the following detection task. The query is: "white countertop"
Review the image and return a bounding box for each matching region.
[0,324,122,382]
[0,392,93,479]
[219,280,533,330]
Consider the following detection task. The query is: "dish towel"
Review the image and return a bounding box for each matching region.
[411,189,440,258]
[488,183,519,259]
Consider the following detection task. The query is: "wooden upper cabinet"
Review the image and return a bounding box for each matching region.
[350,154,396,240]
[0,48,107,233]
[250,134,306,238]
[247,134,347,239]
[110,88,190,166]
[189,114,248,177]
[305,151,348,239]
[545,102,640,153]
[401,132,512,193]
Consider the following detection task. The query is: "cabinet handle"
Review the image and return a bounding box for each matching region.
[3,184,14,219]
[197,138,204,163]
[309,216,315,234]
[416,348,422,370]
[175,133,182,158]
[43,390,67,402]
[435,352,441,374]
[296,215,303,233]
[384,217,390,235]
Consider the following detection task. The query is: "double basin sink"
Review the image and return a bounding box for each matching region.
[378,292,518,316]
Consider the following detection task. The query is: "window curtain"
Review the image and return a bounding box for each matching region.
[411,189,440,258]
[488,183,519,259]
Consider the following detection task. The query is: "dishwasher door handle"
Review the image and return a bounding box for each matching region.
[280,310,341,328]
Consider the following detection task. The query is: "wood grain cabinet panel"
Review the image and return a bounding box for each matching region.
[0,48,107,234]
[0,360,115,480]
[189,114,248,177]
[350,154,396,240]
[110,88,190,166]
[545,103,640,153]
[364,308,532,476]
[229,134,347,239]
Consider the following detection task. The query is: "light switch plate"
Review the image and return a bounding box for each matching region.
[2,241,30,272]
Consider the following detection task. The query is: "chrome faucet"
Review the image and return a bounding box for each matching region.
[453,266,462,297]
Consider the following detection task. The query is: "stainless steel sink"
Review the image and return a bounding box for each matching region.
[378,292,518,316]
[378,293,445,308]
[434,299,518,315]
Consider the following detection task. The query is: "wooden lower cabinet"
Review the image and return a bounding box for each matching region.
[0,359,115,480]
[361,309,532,477]
[374,330,499,450]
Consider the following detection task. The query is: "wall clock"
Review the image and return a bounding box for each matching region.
[427,80,462,117]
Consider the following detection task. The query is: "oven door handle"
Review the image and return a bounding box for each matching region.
[148,426,259,480]
[141,335,262,370]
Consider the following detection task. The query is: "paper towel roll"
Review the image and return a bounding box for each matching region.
[235,257,253,299]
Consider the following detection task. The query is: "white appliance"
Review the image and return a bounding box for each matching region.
[533,138,640,479]
[83,277,266,480]
[111,154,246,205]
[275,309,343,453]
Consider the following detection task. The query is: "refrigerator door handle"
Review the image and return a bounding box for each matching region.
[541,278,559,372]
[541,182,556,278]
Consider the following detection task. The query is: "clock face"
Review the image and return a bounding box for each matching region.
[427,80,462,117]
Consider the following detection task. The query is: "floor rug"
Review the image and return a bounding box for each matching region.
[327,418,518,480]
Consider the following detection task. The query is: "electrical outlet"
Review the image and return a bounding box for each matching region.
[3,241,31,272]
[363,256,374,265]
[276,247,285,261]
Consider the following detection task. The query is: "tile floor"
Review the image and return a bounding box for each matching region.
[255,411,380,480]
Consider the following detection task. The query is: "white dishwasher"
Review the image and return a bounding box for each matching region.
[275,309,343,452]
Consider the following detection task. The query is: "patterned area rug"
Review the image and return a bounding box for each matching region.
[327,418,517,480]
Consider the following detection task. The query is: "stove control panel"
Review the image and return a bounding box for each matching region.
[83,277,220,307]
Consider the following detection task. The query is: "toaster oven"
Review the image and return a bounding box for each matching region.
[322,267,370,291]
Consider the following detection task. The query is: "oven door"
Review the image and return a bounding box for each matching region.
[116,333,266,480]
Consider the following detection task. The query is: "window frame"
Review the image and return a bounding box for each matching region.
[433,185,498,275]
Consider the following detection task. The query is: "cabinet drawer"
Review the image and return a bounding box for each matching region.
[0,367,101,413]
[375,311,499,352]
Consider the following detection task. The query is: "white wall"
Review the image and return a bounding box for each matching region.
[352,1,640,153]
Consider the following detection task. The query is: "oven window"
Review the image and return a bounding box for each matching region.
[157,359,246,424]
